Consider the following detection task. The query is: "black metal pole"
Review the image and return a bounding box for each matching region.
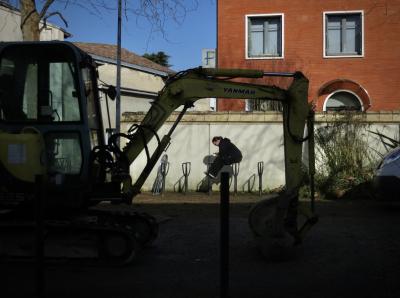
[35,175,45,298]
[161,170,166,196]
[115,0,122,146]
[207,159,212,196]
[161,161,169,197]
[257,162,264,196]
[220,172,229,298]
[308,111,316,213]
[182,162,191,195]
[232,163,239,196]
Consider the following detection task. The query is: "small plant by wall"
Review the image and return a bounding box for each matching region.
[315,112,379,199]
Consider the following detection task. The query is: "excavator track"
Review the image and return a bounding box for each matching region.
[0,209,158,265]
[95,209,159,248]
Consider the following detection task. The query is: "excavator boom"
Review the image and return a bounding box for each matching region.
[119,68,311,201]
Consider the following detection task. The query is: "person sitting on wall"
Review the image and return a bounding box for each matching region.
[205,136,242,179]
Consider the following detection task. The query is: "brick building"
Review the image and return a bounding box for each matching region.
[217,0,400,112]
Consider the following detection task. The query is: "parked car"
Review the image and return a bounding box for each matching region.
[373,146,400,200]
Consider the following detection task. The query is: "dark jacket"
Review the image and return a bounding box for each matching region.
[219,138,242,164]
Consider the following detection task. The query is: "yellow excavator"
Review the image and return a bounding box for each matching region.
[0,41,317,263]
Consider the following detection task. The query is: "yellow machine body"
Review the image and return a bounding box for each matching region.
[0,131,46,183]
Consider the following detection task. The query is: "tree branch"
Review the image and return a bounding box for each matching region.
[126,0,198,40]
[38,0,55,19]
[40,11,68,31]
[20,8,36,28]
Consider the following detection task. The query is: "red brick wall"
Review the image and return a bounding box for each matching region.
[217,0,400,111]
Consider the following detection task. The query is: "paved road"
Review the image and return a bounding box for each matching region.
[2,194,400,298]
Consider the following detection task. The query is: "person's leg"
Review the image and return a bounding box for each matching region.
[223,156,242,166]
[207,155,224,177]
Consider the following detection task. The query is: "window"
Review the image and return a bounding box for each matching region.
[246,14,284,59]
[45,133,82,174]
[324,11,363,57]
[245,99,283,112]
[324,91,363,111]
[0,45,81,122]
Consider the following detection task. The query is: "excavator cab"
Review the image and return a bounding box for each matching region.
[0,42,105,209]
[0,42,153,263]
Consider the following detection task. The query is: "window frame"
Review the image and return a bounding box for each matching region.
[323,89,364,112]
[323,10,364,58]
[245,13,285,60]
[0,46,83,123]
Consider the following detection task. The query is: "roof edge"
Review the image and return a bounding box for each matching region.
[91,53,170,77]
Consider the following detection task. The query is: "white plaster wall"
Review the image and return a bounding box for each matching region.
[125,120,400,193]
[98,64,165,92]
[0,6,22,41]
[0,6,65,41]
[97,63,166,131]
[127,122,286,192]
[97,64,214,114]
[187,98,214,112]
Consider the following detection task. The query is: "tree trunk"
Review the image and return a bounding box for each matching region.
[20,0,40,41]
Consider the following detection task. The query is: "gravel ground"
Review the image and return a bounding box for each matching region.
[2,192,400,298]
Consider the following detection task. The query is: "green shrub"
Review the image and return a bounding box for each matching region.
[315,113,378,199]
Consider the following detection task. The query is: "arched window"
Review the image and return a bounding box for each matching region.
[324,90,363,111]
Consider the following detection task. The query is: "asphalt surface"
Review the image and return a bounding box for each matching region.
[1,193,400,298]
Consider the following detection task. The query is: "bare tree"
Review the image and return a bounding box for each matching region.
[19,0,69,40]
[19,0,42,40]
[127,0,198,39]
[15,0,198,41]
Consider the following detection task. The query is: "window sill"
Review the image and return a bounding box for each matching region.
[324,53,364,58]
[246,56,284,60]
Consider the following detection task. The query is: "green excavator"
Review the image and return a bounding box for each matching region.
[0,41,317,263]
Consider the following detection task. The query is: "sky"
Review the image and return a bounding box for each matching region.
[47,0,217,71]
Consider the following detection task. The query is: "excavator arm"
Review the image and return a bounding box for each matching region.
[116,67,311,202]
[112,67,316,261]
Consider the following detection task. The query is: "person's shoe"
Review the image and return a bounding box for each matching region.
[204,172,217,179]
